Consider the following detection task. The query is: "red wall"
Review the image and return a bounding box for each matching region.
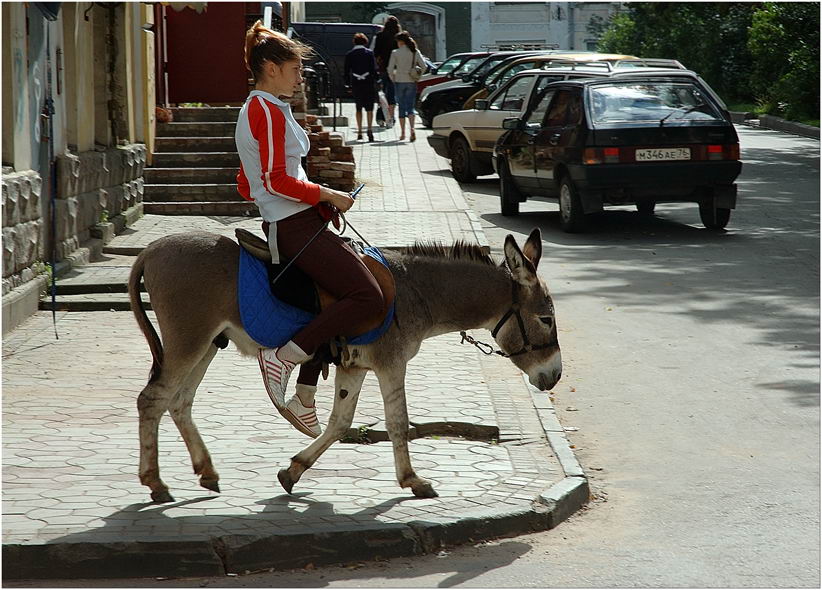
[163,3,250,104]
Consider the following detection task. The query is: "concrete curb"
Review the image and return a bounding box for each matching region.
[3,375,589,580]
[730,111,820,139]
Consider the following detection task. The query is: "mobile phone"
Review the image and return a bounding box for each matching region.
[350,183,365,200]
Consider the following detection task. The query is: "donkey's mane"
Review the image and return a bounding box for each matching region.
[400,241,496,266]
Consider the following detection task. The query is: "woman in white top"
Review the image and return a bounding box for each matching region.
[387,31,426,142]
[237,21,384,438]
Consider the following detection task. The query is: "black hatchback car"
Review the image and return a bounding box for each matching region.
[493,72,742,232]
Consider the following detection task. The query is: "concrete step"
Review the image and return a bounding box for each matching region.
[151,152,240,168]
[143,183,243,202]
[143,201,259,216]
[144,167,238,184]
[155,137,236,152]
[40,293,148,312]
[170,106,241,122]
[157,122,236,137]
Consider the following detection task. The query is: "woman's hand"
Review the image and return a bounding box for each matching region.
[319,186,355,213]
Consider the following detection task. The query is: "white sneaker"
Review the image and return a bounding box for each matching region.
[257,348,296,409]
[282,396,322,438]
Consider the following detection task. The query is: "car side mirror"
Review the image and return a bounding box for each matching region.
[502,117,524,130]
[475,99,489,110]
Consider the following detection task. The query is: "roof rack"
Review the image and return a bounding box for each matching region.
[480,43,560,51]
[613,58,686,69]
[540,59,615,71]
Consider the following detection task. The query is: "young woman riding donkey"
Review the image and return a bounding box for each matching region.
[129,23,563,504]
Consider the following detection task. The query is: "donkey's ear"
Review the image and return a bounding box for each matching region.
[521,228,542,269]
[504,234,537,285]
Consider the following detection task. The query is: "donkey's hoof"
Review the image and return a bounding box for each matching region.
[411,481,438,499]
[277,469,295,494]
[151,489,175,503]
[200,478,220,493]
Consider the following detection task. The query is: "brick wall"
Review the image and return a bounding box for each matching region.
[2,171,44,295]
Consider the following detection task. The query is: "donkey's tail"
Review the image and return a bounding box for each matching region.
[128,252,163,383]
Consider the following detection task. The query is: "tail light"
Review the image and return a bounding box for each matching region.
[583,147,621,164]
[707,144,740,160]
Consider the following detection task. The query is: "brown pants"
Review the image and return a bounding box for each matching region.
[265,208,383,356]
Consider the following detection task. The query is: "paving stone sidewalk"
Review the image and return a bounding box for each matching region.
[5,105,587,579]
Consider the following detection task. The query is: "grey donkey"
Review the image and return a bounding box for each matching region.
[128,228,562,503]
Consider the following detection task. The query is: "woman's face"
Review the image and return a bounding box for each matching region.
[269,58,303,97]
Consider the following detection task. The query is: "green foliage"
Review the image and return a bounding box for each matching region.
[596,2,818,122]
[748,2,820,120]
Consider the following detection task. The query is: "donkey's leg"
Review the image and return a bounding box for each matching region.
[138,346,212,503]
[278,367,367,494]
[375,365,438,498]
[168,344,220,494]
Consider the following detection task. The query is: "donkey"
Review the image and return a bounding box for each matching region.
[128,228,561,503]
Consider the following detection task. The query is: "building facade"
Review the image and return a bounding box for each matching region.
[2,2,153,333]
[471,2,622,51]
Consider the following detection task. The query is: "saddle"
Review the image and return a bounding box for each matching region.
[235,228,395,337]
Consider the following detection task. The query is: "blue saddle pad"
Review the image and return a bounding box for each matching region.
[238,245,394,349]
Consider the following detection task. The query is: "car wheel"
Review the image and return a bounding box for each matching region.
[450,137,477,183]
[499,159,521,217]
[699,203,731,230]
[636,201,656,215]
[558,176,586,233]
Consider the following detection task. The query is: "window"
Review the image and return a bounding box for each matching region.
[436,56,465,74]
[527,89,556,126]
[490,75,533,112]
[589,81,724,124]
[544,89,574,126]
[496,61,536,86]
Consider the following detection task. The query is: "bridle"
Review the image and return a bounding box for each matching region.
[460,279,556,358]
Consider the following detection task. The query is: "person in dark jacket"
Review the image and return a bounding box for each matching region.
[372,15,401,127]
[344,33,378,141]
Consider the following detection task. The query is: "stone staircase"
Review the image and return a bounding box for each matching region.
[145,107,257,216]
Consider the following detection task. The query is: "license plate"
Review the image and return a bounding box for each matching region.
[635,147,691,162]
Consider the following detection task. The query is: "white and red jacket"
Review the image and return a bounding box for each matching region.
[235,90,320,222]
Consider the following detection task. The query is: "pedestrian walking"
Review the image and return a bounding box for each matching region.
[344,32,378,142]
[387,31,426,142]
[373,15,401,127]
[236,20,384,437]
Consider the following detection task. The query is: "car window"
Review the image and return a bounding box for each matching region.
[499,76,534,111]
[489,75,533,111]
[436,56,464,74]
[454,56,488,75]
[472,55,510,79]
[496,61,537,86]
[534,75,566,96]
[567,93,583,124]
[588,81,724,124]
[544,89,574,126]
[527,89,557,127]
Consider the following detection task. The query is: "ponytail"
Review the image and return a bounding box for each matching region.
[244,20,313,80]
[395,31,417,54]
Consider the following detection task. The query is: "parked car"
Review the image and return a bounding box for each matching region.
[419,51,535,102]
[416,52,486,94]
[428,64,616,182]
[492,72,742,232]
[419,52,635,127]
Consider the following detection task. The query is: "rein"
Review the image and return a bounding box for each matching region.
[460,279,555,358]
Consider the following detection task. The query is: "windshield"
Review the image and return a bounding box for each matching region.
[436,55,466,74]
[588,81,724,124]
[453,56,489,76]
[471,54,512,79]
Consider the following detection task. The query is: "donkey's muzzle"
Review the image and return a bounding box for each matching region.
[534,369,561,391]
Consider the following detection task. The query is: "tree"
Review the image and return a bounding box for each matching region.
[748,2,820,120]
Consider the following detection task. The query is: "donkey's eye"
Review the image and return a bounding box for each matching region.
[540,316,554,328]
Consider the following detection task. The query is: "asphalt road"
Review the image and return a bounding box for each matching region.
[9,125,818,588]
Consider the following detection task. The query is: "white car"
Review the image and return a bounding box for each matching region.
[427,66,612,182]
